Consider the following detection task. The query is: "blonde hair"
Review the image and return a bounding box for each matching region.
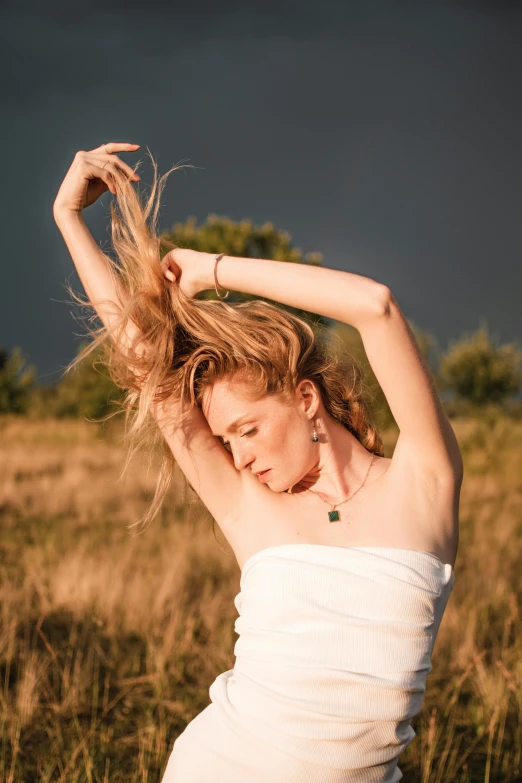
[64,151,384,531]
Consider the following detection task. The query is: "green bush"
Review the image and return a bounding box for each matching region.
[28,342,125,421]
[0,345,35,414]
[440,323,522,407]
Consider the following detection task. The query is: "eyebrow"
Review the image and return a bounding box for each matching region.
[212,414,251,437]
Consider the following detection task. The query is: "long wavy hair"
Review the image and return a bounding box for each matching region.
[63,150,385,532]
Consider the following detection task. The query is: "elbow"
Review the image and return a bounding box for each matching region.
[376,285,393,317]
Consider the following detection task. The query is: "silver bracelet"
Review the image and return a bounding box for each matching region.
[214,253,230,300]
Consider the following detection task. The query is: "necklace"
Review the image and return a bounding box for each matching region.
[305,453,376,522]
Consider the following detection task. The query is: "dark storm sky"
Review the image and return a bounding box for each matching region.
[2,0,521,383]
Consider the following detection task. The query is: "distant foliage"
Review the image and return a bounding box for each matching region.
[440,324,522,406]
[164,213,323,269]
[29,342,125,421]
[55,344,126,420]
[0,346,35,414]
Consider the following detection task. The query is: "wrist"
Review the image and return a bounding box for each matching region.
[198,251,227,294]
[53,206,85,229]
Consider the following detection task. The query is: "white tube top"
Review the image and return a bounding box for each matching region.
[208,544,455,780]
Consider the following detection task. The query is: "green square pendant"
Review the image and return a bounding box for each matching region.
[328,510,340,523]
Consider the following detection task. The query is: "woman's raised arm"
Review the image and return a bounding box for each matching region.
[189,252,389,331]
[54,209,144,354]
[53,146,248,527]
[165,250,463,484]
[53,143,143,356]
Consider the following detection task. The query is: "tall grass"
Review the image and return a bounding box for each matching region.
[0,413,521,781]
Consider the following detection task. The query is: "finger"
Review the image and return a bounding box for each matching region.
[94,165,117,195]
[91,142,140,155]
[98,154,140,181]
[160,259,176,282]
[99,162,125,192]
[160,267,176,282]
[160,255,173,269]
[84,156,138,186]
[82,157,117,190]
[76,154,115,193]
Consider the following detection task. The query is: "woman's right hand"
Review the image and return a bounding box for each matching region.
[53,142,141,218]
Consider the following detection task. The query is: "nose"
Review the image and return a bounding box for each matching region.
[232,444,254,472]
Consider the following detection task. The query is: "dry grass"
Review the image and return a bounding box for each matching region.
[0,413,521,782]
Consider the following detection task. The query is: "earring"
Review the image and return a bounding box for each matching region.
[312,420,319,442]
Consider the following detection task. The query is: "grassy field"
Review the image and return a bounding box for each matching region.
[0,412,521,782]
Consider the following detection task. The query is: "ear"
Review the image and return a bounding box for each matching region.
[295,378,321,418]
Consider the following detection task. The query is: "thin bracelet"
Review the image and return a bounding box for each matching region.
[214,253,230,300]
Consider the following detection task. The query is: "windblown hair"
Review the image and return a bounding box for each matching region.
[64,150,384,532]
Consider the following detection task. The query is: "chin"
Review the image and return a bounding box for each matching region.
[282,480,299,494]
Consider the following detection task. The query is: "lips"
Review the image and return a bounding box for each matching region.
[255,469,271,477]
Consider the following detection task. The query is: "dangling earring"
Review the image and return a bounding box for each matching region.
[312,420,319,442]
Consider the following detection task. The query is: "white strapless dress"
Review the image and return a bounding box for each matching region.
[162,544,455,782]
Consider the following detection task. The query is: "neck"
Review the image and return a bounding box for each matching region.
[291,421,375,504]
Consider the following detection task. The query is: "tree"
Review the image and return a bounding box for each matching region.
[0,345,35,414]
[440,323,522,406]
[161,214,326,327]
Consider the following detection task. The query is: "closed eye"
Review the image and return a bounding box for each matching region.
[220,428,257,452]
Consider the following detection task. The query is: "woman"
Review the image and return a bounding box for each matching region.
[54,141,462,782]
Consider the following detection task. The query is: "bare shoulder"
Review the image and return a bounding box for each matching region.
[229,451,460,569]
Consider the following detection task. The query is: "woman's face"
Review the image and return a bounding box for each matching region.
[201,375,320,492]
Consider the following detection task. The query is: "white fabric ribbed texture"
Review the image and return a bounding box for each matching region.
[163,544,455,782]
